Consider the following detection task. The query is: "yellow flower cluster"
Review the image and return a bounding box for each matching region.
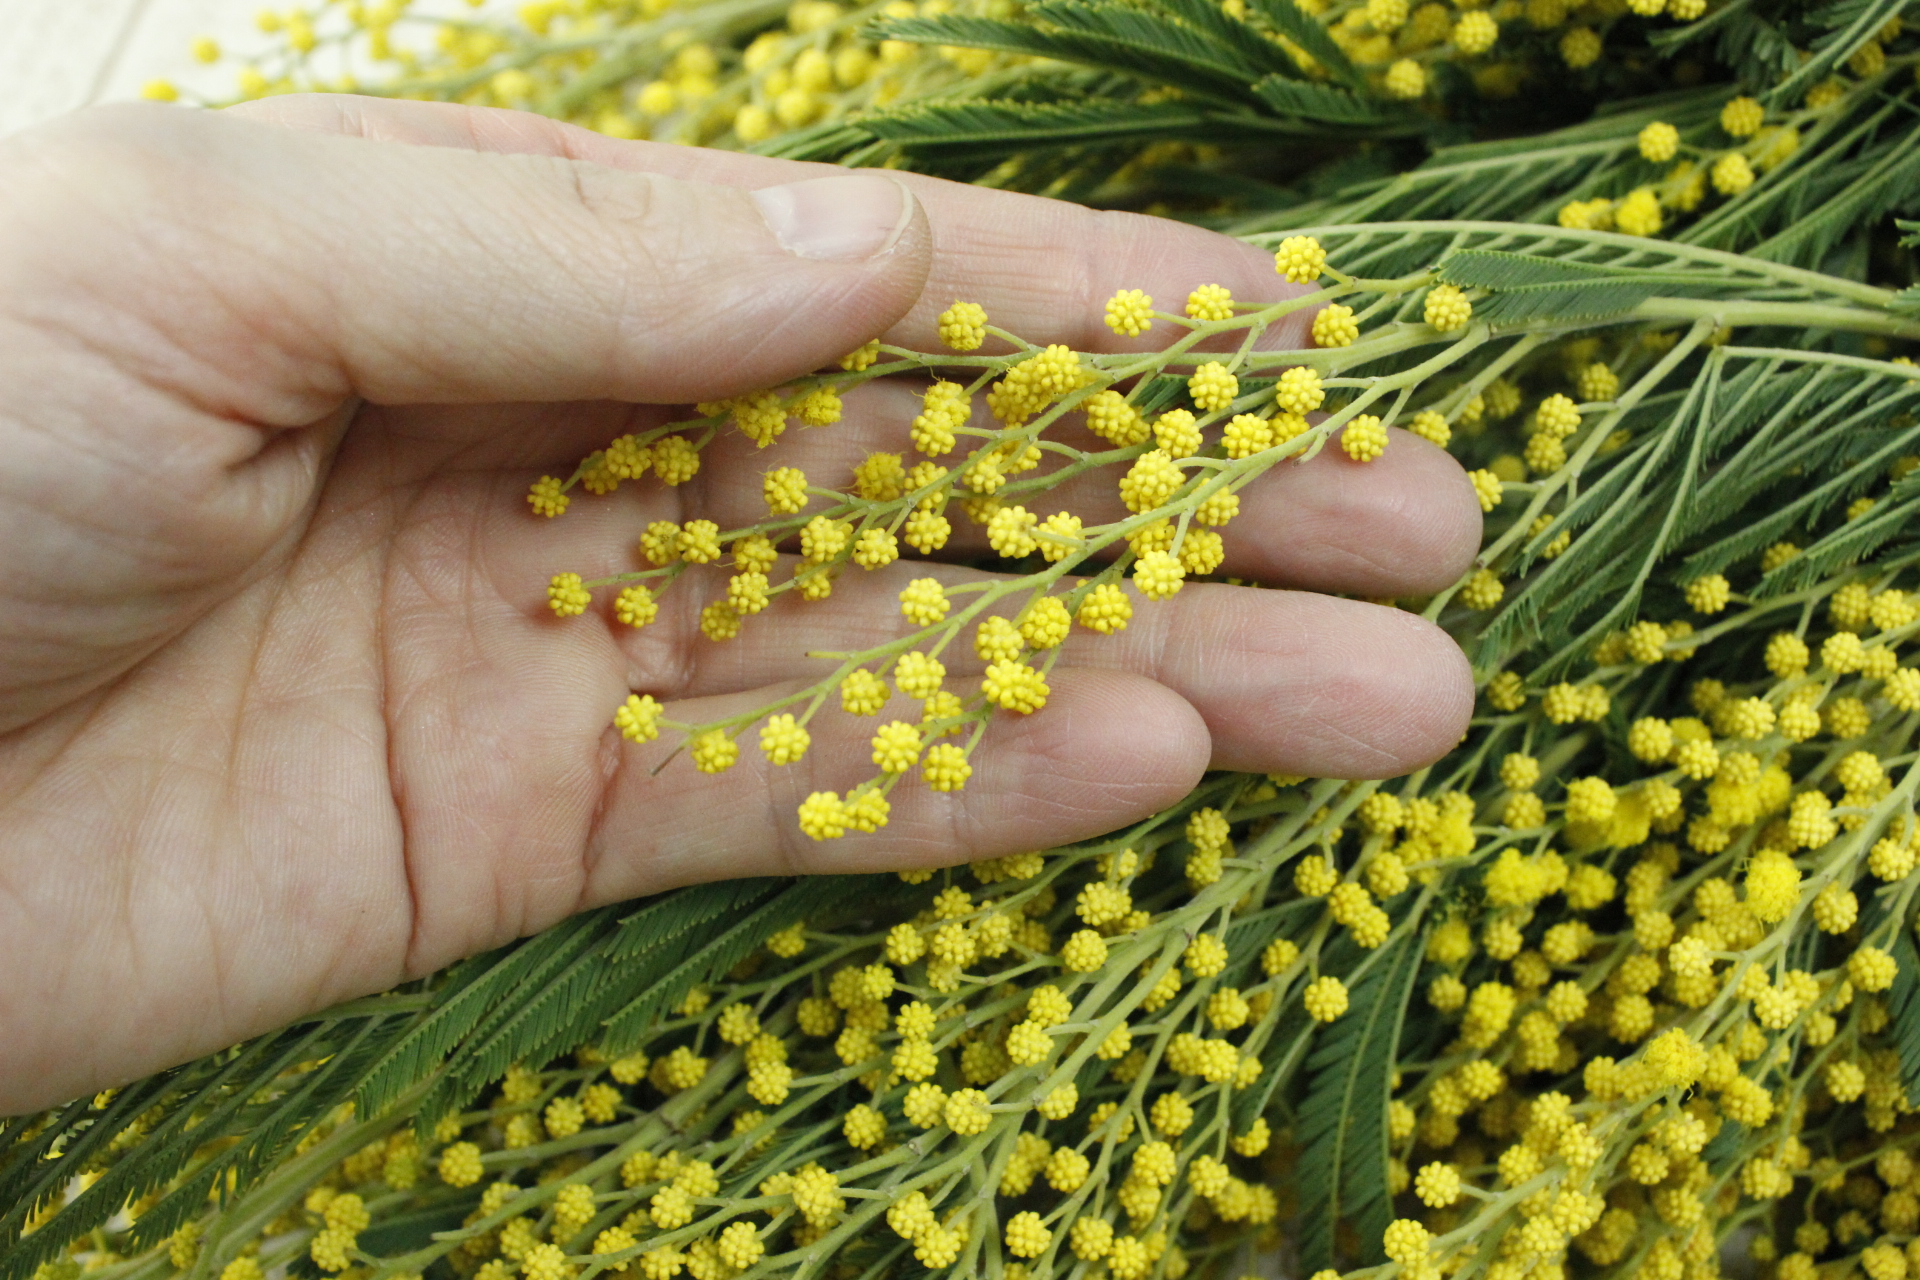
[176,0,1021,153]
[65,9,1920,1278]
[508,241,1472,841]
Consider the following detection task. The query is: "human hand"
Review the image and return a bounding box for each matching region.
[0,95,1477,1112]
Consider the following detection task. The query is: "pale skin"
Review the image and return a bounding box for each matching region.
[0,95,1480,1114]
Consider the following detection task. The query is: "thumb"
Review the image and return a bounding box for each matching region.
[10,103,931,420]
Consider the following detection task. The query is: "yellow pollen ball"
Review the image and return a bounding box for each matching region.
[937,301,989,351]
[1105,288,1155,336]
[1186,284,1234,320]
[1640,120,1680,161]
[1275,235,1327,282]
[1313,304,1361,347]
[1342,416,1389,461]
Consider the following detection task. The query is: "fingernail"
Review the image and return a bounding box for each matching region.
[751,174,914,262]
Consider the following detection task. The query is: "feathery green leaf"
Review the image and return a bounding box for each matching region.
[1295,932,1421,1273]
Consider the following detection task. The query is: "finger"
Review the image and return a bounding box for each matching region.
[227,95,1314,355]
[532,538,1470,778]
[927,426,1484,595]
[1094,583,1474,776]
[17,104,931,419]
[578,667,1211,899]
[680,379,1481,594]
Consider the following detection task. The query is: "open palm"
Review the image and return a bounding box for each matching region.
[0,96,1478,1114]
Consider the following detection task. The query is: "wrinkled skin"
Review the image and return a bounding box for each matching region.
[0,96,1478,1112]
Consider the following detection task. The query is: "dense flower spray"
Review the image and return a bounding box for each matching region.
[21,6,1920,1280]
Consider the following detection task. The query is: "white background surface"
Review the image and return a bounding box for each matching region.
[0,0,482,138]
[0,0,271,137]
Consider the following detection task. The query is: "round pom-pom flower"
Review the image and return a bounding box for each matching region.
[1223,414,1275,459]
[1407,411,1450,445]
[983,660,1050,712]
[1020,597,1073,649]
[1275,365,1325,413]
[615,694,664,743]
[894,651,945,698]
[760,714,811,765]
[937,301,988,350]
[921,743,973,792]
[1274,235,1327,283]
[527,476,569,518]
[1304,975,1350,1021]
[797,791,848,840]
[1713,152,1755,195]
[1614,188,1662,236]
[1721,95,1764,137]
[1105,288,1154,336]
[1561,25,1601,67]
[547,572,592,618]
[1342,415,1388,461]
[1414,1163,1462,1207]
[690,729,738,773]
[1185,284,1234,320]
[1154,408,1204,458]
[1536,394,1582,436]
[841,668,889,715]
[1061,929,1108,972]
[1684,573,1730,613]
[944,1088,992,1134]
[900,578,951,625]
[763,466,808,514]
[870,721,923,773]
[1851,945,1898,992]
[1453,10,1497,51]
[1640,120,1680,161]
[439,1142,483,1187]
[716,1223,763,1271]
[1077,582,1134,633]
[1189,362,1239,412]
[1006,1213,1051,1259]
[1425,284,1472,331]
[614,585,659,629]
[1385,58,1426,97]
[1383,1220,1432,1264]
[1469,469,1503,511]
[1119,449,1185,512]
[1312,303,1360,347]
[1134,550,1187,600]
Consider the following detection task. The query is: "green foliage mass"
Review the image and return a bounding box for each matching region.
[9,3,1920,1280]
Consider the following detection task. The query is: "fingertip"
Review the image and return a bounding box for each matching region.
[1351,429,1484,593]
[1329,605,1475,777]
[1234,427,1483,595]
[1280,602,1473,779]
[1138,588,1472,779]
[967,669,1211,834]
[813,670,1211,871]
[585,669,1211,890]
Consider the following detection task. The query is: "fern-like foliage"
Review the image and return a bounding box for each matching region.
[1707,0,1905,104]
[1885,923,1920,1104]
[1235,224,1920,674]
[1854,892,1920,1104]
[0,875,891,1280]
[1242,84,1920,268]
[767,0,1919,262]
[1486,348,1920,673]
[1233,88,1728,232]
[1293,931,1423,1273]
[756,0,1424,171]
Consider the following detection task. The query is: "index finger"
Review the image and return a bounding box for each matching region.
[228,94,1314,354]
